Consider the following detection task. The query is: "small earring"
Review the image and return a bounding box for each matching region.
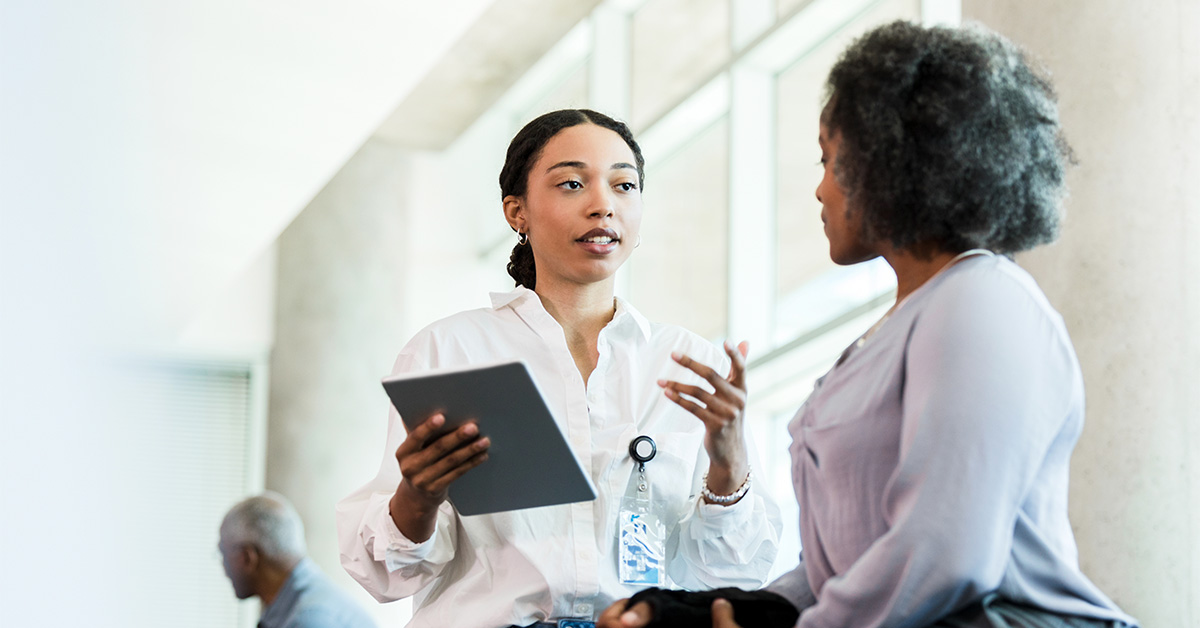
[517,232,529,246]
[635,235,642,249]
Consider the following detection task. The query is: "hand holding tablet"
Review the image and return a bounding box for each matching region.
[391,412,492,540]
[382,360,597,518]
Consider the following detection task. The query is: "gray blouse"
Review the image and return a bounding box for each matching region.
[767,254,1137,628]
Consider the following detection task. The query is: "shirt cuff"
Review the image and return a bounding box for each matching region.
[687,489,757,539]
[365,493,437,570]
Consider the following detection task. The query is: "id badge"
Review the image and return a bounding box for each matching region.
[618,474,666,585]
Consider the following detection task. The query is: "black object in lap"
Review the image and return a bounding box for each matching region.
[623,587,799,628]
[931,594,1135,628]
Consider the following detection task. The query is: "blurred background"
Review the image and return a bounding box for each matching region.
[1,0,1196,626]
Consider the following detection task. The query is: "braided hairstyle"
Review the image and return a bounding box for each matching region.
[499,109,645,290]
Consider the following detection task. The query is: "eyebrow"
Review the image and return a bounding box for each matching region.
[545,161,638,174]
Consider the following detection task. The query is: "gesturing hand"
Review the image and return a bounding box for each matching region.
[658,340,751,495]
[389,413,490,541]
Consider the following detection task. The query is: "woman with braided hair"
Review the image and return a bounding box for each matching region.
[338,109,781,628]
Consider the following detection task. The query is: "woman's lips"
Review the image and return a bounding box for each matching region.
[576,236,619,255]
[576,228,620,255]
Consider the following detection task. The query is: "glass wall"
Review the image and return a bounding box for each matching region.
[632,116,730,340]
[773,0,919,346]
[631,0,730,129]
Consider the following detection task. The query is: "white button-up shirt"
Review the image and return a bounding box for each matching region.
[337,287,781,628]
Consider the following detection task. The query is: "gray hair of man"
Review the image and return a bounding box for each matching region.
[221,491,308,565]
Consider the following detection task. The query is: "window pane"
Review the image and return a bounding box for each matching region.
[630,116,729,339]
[111,361,258,626]
[518,58,590,121]
[773,0,918,340]
[631,0,730,130]
[777,0,809,18]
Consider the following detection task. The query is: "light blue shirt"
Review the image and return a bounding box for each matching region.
[259,559,377,628]
[768,255,1137,628]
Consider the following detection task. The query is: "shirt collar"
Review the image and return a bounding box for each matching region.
[258,558,316,628]
[489,286,652,342]
[613,295,652,341]
[489,285,538,310]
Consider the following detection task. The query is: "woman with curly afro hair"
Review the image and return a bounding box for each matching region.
[599,20,1137,628]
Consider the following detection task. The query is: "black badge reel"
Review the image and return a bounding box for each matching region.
[629,435,657,471]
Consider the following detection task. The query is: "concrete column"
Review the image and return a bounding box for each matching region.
[963,2,1200,626]
[268,138,414,623]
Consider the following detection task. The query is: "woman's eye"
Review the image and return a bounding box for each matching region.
[559,180,583,190]
[616,182,638,192]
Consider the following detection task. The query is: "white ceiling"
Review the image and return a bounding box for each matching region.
[373,0,602,149]
[0,0,497,349]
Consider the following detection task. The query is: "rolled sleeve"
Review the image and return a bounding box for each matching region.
[671,485,781,589]
[688,493,757,540]
[362,492,439,569]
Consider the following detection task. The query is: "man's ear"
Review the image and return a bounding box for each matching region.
[241,544,261,573]
[503,195,525,234]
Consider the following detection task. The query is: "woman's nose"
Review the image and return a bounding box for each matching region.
[589,188,615,218]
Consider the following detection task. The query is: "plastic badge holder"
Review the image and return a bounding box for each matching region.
[619,435,666,586]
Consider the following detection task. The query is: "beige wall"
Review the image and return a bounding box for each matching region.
[964,2,1200,626]
[267,138,417,623]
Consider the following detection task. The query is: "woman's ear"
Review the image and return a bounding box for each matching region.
[503,195,525,234]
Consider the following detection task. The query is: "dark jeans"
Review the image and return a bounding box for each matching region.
[934,594,1133,628]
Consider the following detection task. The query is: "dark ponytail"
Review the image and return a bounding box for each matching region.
[507,238,537,291]
[499,109,645,290]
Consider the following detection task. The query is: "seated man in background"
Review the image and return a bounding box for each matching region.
[220,492,377,628]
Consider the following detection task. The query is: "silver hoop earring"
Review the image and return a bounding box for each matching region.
[635,235,642,249]
[517,232,529,246]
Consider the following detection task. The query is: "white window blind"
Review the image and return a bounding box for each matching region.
[113,359,264,628]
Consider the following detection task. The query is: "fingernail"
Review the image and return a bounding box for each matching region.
[462,423,477,436]
[714,598,730,609]
[477,437,490,449]
[671,351,683,361]
[656,378,666,387]
[621,611,638,623]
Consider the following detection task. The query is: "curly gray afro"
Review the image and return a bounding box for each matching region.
[824,20,1073,255]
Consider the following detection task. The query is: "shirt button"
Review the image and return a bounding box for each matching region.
[575,602,593,616]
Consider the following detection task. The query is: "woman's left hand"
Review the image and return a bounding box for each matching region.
[711,599,743,628]
[659,340,751,498]
[595,598,652,628]
[595,597,744,628]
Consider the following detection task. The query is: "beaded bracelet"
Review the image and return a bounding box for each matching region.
[701,467,752,505]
